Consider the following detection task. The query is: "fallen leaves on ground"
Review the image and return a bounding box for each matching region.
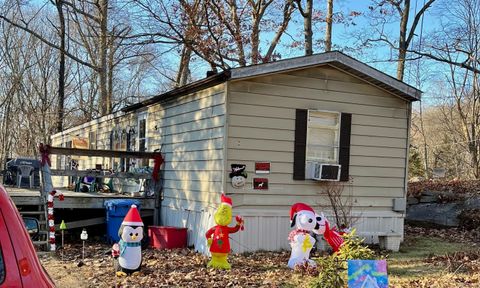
[40,225,480,287]
[408,179,480,198]
[40,245,296,288]
[405,225,480,245]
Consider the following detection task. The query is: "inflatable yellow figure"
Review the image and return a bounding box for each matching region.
[205,194,244,269]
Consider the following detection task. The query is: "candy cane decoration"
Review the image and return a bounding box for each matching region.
[40,144,64,251]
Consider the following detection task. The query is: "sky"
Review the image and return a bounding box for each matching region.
[25,0,445,104]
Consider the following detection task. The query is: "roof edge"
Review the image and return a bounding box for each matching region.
[229,51,421,101]
[122,70,231,113]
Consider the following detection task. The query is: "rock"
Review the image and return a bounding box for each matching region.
[419,195,438,203]
[406,202,462,227]
[407,197,419,205]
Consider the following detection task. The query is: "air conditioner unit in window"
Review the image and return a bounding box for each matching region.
[306,162,341,181]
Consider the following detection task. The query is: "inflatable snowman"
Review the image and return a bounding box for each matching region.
[112,204,143,276]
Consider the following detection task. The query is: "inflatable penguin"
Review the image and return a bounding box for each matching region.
[113,204,143,276]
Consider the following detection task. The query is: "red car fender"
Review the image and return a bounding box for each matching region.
[0,186,55,288]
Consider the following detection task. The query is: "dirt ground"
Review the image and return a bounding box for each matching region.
[40,226,480,288]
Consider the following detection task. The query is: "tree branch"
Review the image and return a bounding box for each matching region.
[0,15,98,70]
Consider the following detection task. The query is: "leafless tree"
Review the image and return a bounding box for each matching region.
[324,0,333,52]
[360,0,436,81]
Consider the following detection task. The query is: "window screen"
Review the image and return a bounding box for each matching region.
[306,111,340,163]
[139,119,146,152]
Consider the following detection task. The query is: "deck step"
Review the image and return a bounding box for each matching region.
[20,211,44,215]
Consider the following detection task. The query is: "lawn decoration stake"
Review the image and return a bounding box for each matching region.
[112,204,144,276]
[205,193,244,269]
[288,203,323,269]
[80,228,88,262]
[60,220,67,261]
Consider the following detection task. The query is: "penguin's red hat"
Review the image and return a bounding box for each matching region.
[221,193,232,207]
[290,203,314,221]
[122,204,144,226]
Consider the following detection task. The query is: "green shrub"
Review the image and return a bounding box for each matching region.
[309,256,345,288]
[335,229,376,263]
[309,230,376,287]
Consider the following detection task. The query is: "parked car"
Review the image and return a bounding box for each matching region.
[0,185,54,287]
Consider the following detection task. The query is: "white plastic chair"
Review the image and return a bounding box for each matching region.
[17,165,34,188]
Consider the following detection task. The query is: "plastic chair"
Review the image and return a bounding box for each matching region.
[17,165,34,188]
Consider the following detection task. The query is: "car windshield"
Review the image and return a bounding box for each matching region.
[0,246,5,284]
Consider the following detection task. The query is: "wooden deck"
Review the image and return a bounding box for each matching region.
[6,187,156,210]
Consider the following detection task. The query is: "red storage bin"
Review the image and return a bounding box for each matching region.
[148,226,187,249]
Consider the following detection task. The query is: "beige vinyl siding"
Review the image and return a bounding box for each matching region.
[147,84,227,251]
[51,84,227,252]
[226,65,408,209]
[224,66,408,252]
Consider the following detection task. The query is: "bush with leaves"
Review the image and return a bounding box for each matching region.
[309,230,377,287]
[309,256,345,288]
[335,229,376,264]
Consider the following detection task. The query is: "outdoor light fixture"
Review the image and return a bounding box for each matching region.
[80,228,88,261]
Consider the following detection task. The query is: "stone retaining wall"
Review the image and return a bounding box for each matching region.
[406,191,480,227]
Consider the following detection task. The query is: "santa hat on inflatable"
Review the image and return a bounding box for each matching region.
[122,204,144,226]
[220,193,233,207]
[290,203,315,226]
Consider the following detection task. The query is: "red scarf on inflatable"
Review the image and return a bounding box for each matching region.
[323,221,344,252]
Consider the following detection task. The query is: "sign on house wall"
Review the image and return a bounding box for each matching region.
[72,137,88,149]
[253,178,268,190]
[255,162,270,174]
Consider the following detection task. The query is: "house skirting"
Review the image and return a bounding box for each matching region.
[160,206,404,254]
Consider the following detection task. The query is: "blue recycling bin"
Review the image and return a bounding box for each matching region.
[104,199,140,243]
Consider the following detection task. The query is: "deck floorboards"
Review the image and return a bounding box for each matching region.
[6,187,155,209]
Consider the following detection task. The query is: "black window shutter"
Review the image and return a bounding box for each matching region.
[109,131,114,150]
[293,109,308,180]
[339,113,352,181]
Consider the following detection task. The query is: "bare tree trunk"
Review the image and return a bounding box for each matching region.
[304,0,313,55]
[264,1,294,62]
[325,0,333,52]
[108,34,114,109]
[251,18,260,64]
[55,0,65,132]
[176,45,192,86]
[229,0,247,66]
[418,101,429,178]
[397,0,410,81]
[99,0,110,115]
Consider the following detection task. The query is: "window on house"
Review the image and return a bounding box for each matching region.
[89,131,97,149]
[293,109,351,181]
[306,111,340,164]
[138,114,147,152]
